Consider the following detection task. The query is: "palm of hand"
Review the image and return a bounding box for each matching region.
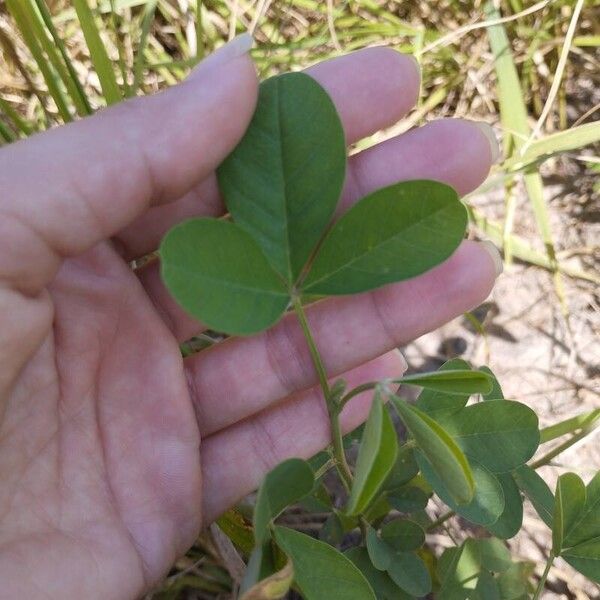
[0,47,497,600]
[0,242,201,596]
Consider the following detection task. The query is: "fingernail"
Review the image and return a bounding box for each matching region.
[472,121,501,164]
[189,33,254,78]
[478,240,504,277]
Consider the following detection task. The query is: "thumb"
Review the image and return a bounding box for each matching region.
[0,34,258,294]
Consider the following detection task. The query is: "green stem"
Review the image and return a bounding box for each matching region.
[427,510,455,532]
[291,295,353,490]
[533,552,554,600]
[530,428,592,469]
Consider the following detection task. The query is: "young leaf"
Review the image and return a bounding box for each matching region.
[302,180,467,295]
[160,218,290,335]
[254,459,314,545]
[486,473,524,540]
[418,455,505,526]
[345,548,413,600]
[380,519,425,552]
[392,398,475,505]
[562,471,600,549]
[415,358,472,420]
[553,472,586,555]
[346,394,398,515]
[273,527,376,600]
[563,537,600,584]
[442,400,539,473]
[399,369,493,395]
[217,72,346,284]
[513,465,554,527]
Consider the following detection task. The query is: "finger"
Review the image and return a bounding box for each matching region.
[0,37,258,294]
[200,350,406,524]
[140,118,498,342]
[116,47,421,260]
[187,240,499,438]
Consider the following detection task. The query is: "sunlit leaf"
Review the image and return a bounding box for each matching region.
[513,465,554,528]
[303,180,467,295]
[217,72,346,284]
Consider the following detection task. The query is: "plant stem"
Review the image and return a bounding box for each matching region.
[530,427,594,469]
[291,295,353,490]
[427,510,455,532]
[533,552,554,600]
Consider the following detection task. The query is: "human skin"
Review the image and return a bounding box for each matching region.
[0,36,500,599]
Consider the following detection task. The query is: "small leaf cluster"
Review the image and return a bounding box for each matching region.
[160,72,467,336]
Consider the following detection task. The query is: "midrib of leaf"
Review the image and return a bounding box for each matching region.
[168,265,288,298]
[305,201,460,288]
[276,80,293,283]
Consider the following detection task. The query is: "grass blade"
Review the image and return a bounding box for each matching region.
[5,0,73,122]
[485,1,566,312]
[0,96,34,136]
[73,0,122,104]
[33,0,93,116]
[132,0,158,95]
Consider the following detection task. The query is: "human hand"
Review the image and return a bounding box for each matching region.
[0,36,500,599]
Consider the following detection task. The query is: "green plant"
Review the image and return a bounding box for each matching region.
[160,73,600,599]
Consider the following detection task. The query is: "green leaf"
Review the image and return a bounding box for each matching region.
[384,446,419,490]
[399,369,493,395]
[72,0,122,104]
[273,527,376,600]
[392,398,474,505]
[254,459,314,545]
[381,519,425,552]
[513,465,554,527]
[386,551,432,597]
[240,544,277,596]
[563,537,600,584]
[415,359,472,420]
[418,455,505,526]
[346,394,398,515]
[366,526,391,571]
[496,562,533,600]
[443,400,539,473]
[388,486,430,513]
[486,474,524,540]
[553,472,586,555]
[345,548,413,600]
[563,471,600,549]
[160,218,290,335]
[303,180,467,295]
[473,570,501,600]
[217,72,346,284]
[478,366,505,401]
